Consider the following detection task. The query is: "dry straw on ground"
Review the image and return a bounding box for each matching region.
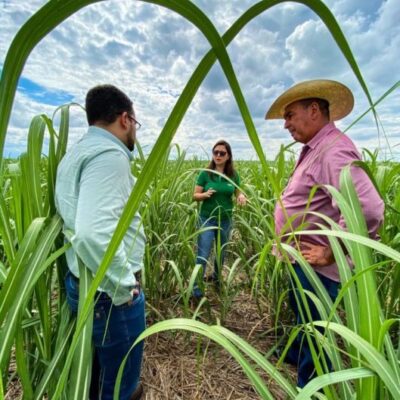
[6,292,297,400]
[141,291,296,400]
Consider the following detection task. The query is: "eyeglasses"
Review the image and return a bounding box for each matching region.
[213,150,227,157]
[127,114,141,130]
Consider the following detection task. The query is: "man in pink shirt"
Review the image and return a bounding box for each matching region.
[266,79,384,387]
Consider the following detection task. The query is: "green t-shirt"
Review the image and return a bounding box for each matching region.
[196,170,240,219]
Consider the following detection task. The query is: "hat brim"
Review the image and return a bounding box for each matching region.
[265,79,354,121]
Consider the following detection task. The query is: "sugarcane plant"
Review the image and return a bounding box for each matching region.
[0,1,399,399]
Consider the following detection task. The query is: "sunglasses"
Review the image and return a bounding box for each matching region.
[213,150,227,157]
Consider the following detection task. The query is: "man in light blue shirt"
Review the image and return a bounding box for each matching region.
[56,84,145,400]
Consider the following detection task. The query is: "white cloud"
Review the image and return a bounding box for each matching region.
[1,0,399,160]
[284,20,348,80]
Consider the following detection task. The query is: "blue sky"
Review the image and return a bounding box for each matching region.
[17,77,74,105]
[1,0,399,159]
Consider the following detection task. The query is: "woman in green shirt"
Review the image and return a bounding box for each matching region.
[192,140,246,299]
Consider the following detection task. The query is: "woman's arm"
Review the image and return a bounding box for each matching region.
[193,185,216,201]
[235,189,247,206]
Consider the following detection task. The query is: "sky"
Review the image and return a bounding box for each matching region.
[1,0,399,160]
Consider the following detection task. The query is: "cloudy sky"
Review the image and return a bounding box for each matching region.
[1,0,399,160]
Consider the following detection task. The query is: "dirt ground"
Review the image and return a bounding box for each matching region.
[140,291,297,400]
[5,291,297,400]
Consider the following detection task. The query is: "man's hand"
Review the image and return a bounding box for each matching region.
[300,242,334,267]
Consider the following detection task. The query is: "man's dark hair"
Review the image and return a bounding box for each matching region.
[85,84,133,125]
[299,97,330,119]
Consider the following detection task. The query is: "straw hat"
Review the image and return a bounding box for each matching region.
[265,79,354,121]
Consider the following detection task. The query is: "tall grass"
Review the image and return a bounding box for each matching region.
[0,0,399,399]
[1,111,399,398]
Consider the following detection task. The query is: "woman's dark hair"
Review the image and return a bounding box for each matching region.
[207,140,236,178]
[85,84,133,125]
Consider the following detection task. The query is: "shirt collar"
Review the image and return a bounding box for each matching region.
[306,122,336,150]
[86,125,133,161]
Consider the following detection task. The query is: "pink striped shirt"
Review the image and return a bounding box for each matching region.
[274,122,384,281]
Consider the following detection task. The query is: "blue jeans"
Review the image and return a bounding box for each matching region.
[194,216,231,295]
[287,263,339,388]
[65,271,145,400]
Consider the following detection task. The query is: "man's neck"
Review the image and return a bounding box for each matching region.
[93,122,127,146]
[315,118,330,133]
[93,122,114,134]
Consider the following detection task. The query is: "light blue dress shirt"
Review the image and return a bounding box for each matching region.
[55,126,146,305]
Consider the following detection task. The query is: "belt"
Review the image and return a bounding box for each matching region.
[69,271,141,302]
